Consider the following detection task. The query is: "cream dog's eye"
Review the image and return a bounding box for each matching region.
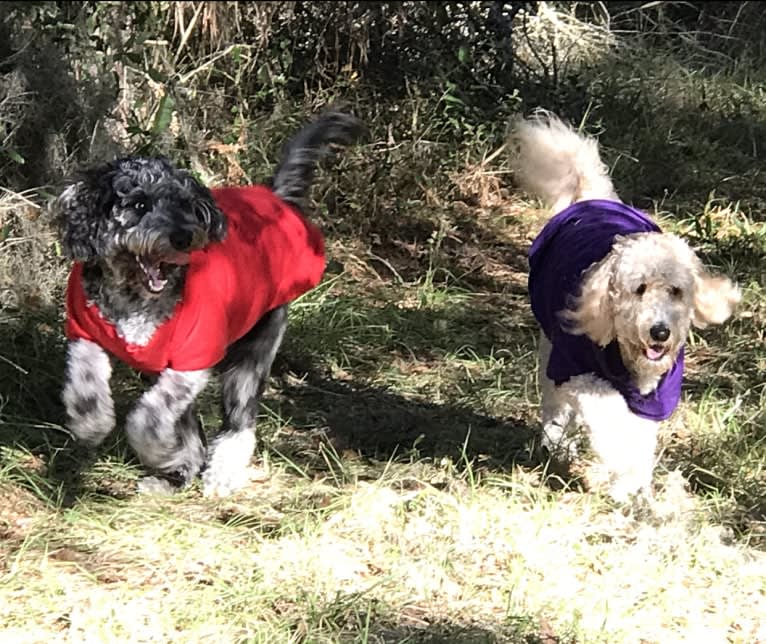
[670,286,683,298]
[635,283,647,296]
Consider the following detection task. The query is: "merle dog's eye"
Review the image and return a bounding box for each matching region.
[635,283,647,296]
[134,201,148,215]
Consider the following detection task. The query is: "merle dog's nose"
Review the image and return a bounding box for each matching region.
[650,322,670,342]
[169,229,194,251]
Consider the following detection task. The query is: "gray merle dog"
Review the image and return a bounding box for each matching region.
[55,110,364,497]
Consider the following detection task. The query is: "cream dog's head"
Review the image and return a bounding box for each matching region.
[563,232,740,392]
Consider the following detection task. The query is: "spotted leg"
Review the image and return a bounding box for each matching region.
[62,339,116,447]
[125,368,210,492]
[203,305,288,498]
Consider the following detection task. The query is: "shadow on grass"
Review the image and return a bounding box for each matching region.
[0,304,87,504]
[0,296,544,507]
[0,303,154,506]
[0,306,68,445]
[363,617,566,644]
[271,369,537,473]
[5,282,752,514]
[286,587,568,644]
[354,203,533,297]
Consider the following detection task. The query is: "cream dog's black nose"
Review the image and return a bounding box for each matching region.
[650,322,670,342]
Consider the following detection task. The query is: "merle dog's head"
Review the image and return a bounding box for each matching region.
[55,156,227,295]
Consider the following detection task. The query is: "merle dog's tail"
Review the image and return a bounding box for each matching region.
[271,109,366,211]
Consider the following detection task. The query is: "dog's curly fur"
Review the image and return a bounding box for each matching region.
[510,111,741,501]
[55,110,365,497]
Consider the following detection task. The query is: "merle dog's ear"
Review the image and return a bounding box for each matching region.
[180,173,227,242]
[54,168,117,261]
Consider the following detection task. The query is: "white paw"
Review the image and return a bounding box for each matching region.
[137,476,177,496]
[202,431,256,498]
[607,473,652,505]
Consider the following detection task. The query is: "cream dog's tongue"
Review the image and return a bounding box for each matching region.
[645,345,666,361]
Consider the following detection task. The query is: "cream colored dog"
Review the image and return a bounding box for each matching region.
[511,111,740,501]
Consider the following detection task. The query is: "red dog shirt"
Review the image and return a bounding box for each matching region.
[65,185,326,374]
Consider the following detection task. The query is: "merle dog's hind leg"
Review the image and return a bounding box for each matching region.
[203,305,288,498]
[125,369,210,493]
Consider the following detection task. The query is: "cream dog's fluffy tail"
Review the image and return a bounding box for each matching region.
[508,110,619,212]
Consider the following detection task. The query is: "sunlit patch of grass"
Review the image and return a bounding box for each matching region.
[665,390,766,544]
[7,458,764,642]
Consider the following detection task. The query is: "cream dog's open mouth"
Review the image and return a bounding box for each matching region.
[644,344,668,361]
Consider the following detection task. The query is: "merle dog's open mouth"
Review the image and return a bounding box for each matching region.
[136,252,191,293]
[136,255,168,293]
[644,344,668,361]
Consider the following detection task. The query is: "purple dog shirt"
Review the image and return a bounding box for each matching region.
[528,199,684,421]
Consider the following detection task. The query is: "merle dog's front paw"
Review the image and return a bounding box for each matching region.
[135,465,199,496]
[202,431,257,498]
[136,476,179,496]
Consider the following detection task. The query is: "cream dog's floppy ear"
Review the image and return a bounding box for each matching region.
[561,251,618,346]
[661,233,740,328]
[692,269,741,328]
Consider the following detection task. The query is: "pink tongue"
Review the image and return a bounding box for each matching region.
[646,346,665,360]
[137,256,167,292]
[145,265,166,291]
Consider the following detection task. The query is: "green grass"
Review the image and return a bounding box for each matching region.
[2,3,766,642]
